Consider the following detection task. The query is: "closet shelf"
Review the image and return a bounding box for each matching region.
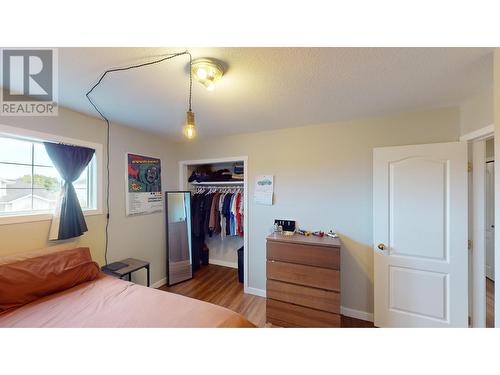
[190,181,244,186]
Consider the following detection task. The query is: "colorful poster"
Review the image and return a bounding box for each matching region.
[126,153,163,215]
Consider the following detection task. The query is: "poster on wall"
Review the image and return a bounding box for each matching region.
[126,153,163,216]
[254,175,274,205]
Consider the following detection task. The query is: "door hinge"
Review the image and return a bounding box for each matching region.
[468,239,473,251]
[468,162,473,173]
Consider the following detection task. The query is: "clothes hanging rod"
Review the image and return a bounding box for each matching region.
[190,181,244,185]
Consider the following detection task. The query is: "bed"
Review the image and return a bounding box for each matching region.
[0,247,254,328]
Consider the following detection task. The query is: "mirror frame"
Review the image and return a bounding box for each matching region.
[165,190,193,286]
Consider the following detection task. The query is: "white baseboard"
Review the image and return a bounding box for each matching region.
[340,306,374,322]
[209,259,238,269]
[245,287,266,297]
[151,277,166,289]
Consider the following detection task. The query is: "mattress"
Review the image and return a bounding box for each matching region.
[0,274,254,328]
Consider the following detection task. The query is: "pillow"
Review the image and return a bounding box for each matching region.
[0,247,100,312]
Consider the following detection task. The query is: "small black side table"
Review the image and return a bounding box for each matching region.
[101,258,150,287]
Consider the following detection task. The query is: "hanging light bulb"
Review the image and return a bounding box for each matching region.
[183,110,196,140]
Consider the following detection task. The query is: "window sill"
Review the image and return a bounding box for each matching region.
[0,209,103,225]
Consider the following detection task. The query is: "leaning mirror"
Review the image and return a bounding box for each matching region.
[165,191,193,285]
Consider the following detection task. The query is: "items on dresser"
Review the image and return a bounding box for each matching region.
[266,233,341,327]
[274,219,296,234]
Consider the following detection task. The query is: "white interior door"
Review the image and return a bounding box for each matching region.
[373,142,468,327]
[485,161,495,281]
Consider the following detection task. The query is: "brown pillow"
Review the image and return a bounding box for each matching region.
[0,247,100,312]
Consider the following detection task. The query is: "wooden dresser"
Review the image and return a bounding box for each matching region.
[266,233,341,327]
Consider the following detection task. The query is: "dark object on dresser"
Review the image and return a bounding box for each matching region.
[273,219,296,232]
[266,233,341,327]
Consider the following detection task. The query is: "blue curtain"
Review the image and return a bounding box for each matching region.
[44,142,95,240]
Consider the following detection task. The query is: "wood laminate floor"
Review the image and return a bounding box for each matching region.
[487,277,494,328]
[159,264,374,328]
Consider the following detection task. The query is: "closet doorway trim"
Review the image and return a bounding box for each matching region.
[178,156,250,295]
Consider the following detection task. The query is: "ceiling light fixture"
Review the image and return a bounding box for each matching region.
[191,58,224,91]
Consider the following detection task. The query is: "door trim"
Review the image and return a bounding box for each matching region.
[462,125,494,327]
[460,124,494,142]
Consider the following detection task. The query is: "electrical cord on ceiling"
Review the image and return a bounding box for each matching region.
[85,50,193,265]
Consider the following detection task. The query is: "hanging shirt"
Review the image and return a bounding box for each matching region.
[191,192,206,237]
[223,193,233,235]
[203,193,215,237]
[235,193,243,236]
[230,193,238,236]
[239,191,244,236]
[209,192,220,233]
[219,193,226,240]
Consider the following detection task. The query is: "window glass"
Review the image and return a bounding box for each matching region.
[0,137,32,164]
[33,142,54,167]
[0,135,96,215]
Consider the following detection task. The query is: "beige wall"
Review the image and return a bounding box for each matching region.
[177,107,461,314]
[0,105,180,286]
[105,123,179,286]
[460,85,493,136]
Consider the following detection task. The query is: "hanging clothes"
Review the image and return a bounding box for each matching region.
[191,186,244,247]
[191,192,207,271]
[208,192,221,234]
[231,193,239,236]
[219,192,226,240]
[222,193,232,235]
[236,192,243,236]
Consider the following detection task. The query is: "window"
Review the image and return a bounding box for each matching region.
[0,135,97,216]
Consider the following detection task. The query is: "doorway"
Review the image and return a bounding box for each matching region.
[461,125,495,327]
[485,138,495,327]
[178,156,252,295]
[373,142,468,327]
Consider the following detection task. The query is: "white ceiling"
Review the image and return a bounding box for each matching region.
[8,48,496,140]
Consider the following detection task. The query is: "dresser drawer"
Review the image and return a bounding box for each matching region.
[267,240,340,269]
[267,261,340,291]
[267,299,341,327]
[267,279,340,313]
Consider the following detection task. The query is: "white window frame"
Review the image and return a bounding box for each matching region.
[0,123,103,225]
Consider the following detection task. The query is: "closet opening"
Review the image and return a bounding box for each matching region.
[178,156,250,293]
[485,137,494,328]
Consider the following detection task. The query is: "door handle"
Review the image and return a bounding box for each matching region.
[377,243,386,251]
